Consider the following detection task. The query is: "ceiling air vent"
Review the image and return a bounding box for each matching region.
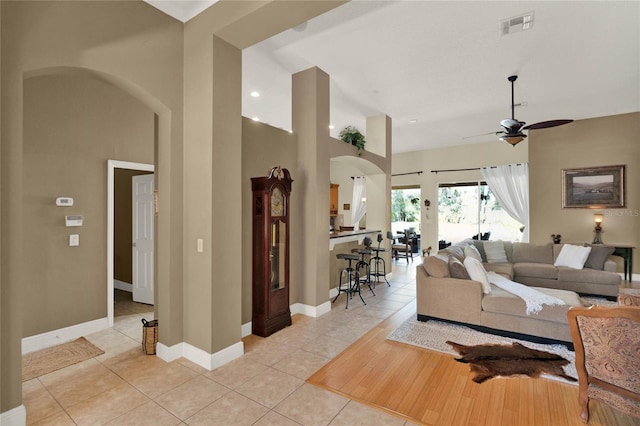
[500,12,534,36]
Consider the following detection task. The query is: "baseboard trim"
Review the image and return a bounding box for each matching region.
[0,404,26,426]
[156,340,244,371]
[22,317,110,355]
[291,301,331,318]
[241,300,332,338]
[241,322,252,338]
[114,279,132,292]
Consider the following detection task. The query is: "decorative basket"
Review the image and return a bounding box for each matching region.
[141,318,158,355]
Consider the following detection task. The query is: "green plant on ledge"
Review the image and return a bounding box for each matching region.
[339,125,366,156]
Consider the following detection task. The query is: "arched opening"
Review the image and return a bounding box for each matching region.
[21,66,171,350]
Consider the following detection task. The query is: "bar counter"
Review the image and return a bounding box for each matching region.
[329,229,381,250]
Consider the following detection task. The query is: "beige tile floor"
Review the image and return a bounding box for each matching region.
[23,260,421,425]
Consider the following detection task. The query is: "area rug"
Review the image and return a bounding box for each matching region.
[22,337,104,381]
[446,341,576,384]
[387,317,578,384]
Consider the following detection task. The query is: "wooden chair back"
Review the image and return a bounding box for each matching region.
[567,305,640,423]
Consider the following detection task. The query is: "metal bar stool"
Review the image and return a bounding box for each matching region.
[351,237,375,296]
[333,253,365,309]
[369,233,390,287]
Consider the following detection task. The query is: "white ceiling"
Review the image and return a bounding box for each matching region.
[150,1,640,154]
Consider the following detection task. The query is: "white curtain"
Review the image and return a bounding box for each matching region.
[351,176,367,230]
[481,163,530,242]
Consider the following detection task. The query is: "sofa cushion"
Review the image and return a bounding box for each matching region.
[439,245,465,262]
[512,243,553,264]
[584,244,616,270]
[464,257,491,294]
[483,262,514,280]
[514,262,559,280]
[449,257,470,279]
[554,244,591,269]
[482,286,583,323]
[464,244,483,262]
[557,267,621,285]
[423,255,450,278]
[484,240,508,263]
[470,240,487,262]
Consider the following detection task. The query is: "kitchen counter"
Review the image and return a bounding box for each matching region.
[329,229,381,250]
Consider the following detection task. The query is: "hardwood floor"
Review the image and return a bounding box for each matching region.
[307,299,639,426]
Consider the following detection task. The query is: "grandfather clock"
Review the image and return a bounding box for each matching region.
[251,166,293,337]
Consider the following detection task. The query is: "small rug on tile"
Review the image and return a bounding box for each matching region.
[22,337,104,381]
[386,317,577,385]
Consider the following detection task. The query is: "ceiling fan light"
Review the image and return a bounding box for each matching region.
[500,134,527,146]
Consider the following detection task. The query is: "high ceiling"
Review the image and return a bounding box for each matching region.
[149,1,639,154]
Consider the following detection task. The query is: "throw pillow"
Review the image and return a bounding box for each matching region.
[554,244,592,270]
[423,255,450,278]
[440,245,465,262]
[464,244,483,262]
[463,256,491,294]
[483,240,508,263]
[583,244,615,270]
[448,257,471,280]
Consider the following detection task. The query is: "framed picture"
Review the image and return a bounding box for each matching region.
[562,165,625,208]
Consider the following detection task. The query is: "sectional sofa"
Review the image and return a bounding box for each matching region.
[416,240,622,345]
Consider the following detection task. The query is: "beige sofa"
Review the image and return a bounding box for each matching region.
[471,240,621,298]
[416,240,622,345]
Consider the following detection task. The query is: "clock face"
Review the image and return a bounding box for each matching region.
[271,187,284,216]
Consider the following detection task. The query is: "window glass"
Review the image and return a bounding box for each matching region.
[391,187,421,235]
[438,182,523,245]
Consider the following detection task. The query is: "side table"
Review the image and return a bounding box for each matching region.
[611,245,634,282]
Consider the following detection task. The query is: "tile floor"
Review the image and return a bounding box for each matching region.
[23,259,421,425]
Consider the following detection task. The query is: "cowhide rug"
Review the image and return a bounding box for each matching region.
[446,341,577,384]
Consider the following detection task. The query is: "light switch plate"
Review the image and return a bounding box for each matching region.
[69,234,79,246]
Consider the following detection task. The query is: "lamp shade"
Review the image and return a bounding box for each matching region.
[499,133,527,146]
[594,214,604,224]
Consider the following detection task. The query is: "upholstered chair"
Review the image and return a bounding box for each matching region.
[567,305,640,423]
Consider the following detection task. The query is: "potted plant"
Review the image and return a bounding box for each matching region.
[339,125,366,156]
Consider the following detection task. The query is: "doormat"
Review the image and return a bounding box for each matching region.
[22,337,104,381]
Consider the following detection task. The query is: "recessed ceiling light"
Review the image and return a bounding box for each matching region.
[409,119,418,123]
[250,91,260,97]
[252,117,260,122]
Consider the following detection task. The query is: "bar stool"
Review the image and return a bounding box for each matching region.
[351,237,375,296]
[369,233,390,287]
[333,253,366,309]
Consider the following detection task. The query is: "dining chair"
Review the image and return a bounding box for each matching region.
[567,305,640,423]
[391,229,414,263]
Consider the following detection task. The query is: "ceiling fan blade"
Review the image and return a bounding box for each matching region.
[463,130,502,140]
[523,119,573,130]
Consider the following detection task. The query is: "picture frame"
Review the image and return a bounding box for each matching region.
[562,165,625,209]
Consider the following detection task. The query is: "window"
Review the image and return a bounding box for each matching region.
[438,182,523,244]
[391,187,420,235]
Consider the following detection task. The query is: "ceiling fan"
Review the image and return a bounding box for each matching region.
[479,75,573,146]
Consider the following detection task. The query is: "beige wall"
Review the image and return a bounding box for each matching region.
[1,0,185,412]
[529,112,639,269]
[241,118,297,324]
[22,74,155,336]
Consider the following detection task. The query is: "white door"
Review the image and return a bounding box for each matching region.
[132,174,154,305]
